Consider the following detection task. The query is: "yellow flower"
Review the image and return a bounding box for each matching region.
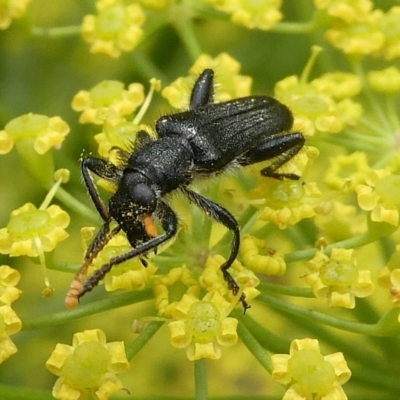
[368,66,400,94]
[72,80,145,125]
[199,254,260,305]
[275,73,362,136]
[46,329,130,400]
[240,234,286,275]
[0,203,70,257]
[356,169,400,226]
[138,0,170,11]
[207,0,282,30]
[379,6,400,60]
[272,338,351,399]
[305,248,374,308]
[0,305,22,364]
[0,265,21,305]
[0,113,69,155]
[167,292,238,360]
[88,234,157,293]
[249,156,321,228]
[324,152,370,190]
[314,201,367,243]
[94,120,153,158]
[315,0,373,24]
[153,265,201,318]
[311,72,362,100]
[81,0,145,58]
[324,9,385,55]
[0,0,32,30]
[162,52,252,109]
[378,245,400,314]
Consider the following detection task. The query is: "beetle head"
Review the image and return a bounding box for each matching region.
[109,170,157,246]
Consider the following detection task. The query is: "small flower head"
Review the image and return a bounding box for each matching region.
[324,9,385,55]
[272,338,351,399]
[378,6,400,60]
[72,80,145,125]
[368,67,400,94]
[0,305,22,363]
[162,52,252,109]
[324,152,370,191]
[0,0,32,30]
[240,234,286,275]
[315,0,373,24]
[0,265,21,305]
[153,265,201,318]
[138,0,170,11]
[0,113,70,155]
[88,233,157,293]
[305,248,374,308]
[314,201,367,243]
[46,329,130,400]
[356,169,400,226]
[81,0,145,58]
[167,292,238,360]
[378,246,400,314]
[94,119,153,158]
[275,72,362,136]
[207,0,282,30]
[248,148,321,229]
[0,203,70,257]
[200,254,260,305]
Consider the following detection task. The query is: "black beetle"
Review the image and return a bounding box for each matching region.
[66,68,305,310]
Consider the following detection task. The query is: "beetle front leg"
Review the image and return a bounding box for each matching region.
[77,201,179,302]
[81,157,123,221]
[65,222,121,309]
[182,187,250,310]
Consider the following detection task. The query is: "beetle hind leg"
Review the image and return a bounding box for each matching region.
[238,132,305,180]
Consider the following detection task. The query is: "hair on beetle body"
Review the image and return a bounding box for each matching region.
[66,68,305,311]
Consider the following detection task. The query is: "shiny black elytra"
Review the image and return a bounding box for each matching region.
[66,68,305,310]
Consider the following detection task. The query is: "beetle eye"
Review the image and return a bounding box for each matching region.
[130,183,157,213]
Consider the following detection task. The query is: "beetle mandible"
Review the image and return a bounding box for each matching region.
[66,68,305,310]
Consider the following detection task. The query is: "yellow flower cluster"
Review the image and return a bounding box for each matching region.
[316,1,400,59]
[305,248,374,308]
[0,265,22,364]
[272,338,351,399]
[162,52,252,109]
[46,329,130,400]
[206,0,282,30]
[0,113,69,155]
[81,0,145,58]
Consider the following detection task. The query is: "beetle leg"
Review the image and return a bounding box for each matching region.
[182,187,250,310]
[81,157,123,221]
[76,201,178,301]
[65,222,121,309]
[190,68,214,109]
[237,132,305,180]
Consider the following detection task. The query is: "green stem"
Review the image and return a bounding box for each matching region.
[258,281,314,298]
[235,311,273,373]
[126,321,164,360]
[31,25,81,37]
[54,187,99,223]
[22,289,153,330]
[0,384,53,400]
[385,94,400,131]
[351,61,393,134]
[194,359,208,400]
[285,221,397,263]
[270,21,315,34]
[256,292,400,337]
